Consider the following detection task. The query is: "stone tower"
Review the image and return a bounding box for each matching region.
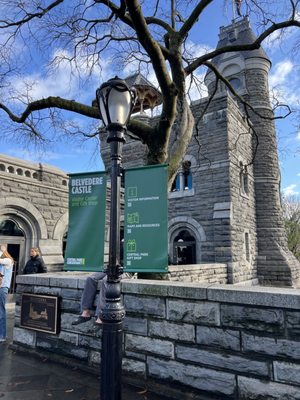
[100,17,300,287]
[205,17,300,287]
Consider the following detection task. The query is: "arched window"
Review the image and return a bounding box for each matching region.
[0,220,24,236]
[170,160,193,192]
[7,166,14,174]
[173,230,196,265]
[25,170,31,177]
[16,168,23,176]
[0,164,5,171]
[229,77,241,91]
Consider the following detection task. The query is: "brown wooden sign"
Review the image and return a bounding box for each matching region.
[20,293,60,334]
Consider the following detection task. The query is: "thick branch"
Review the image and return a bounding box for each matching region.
[185,19,300,75]
[179,0,214,39]
[0,97,100,123]
[125,0,173,98]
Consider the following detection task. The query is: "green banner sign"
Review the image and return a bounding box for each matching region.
[64,171,107,271]
[124,164,168,273]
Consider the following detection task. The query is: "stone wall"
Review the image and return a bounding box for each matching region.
[0,154,68,272]
[12,274,300,400]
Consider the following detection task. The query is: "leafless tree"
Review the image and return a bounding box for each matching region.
[282,195,300,222]
[282,195,300,259]
[0,1,299,186]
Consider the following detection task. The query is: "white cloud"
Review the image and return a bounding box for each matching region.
[269,60,293,86]
[297,131,300,141]
[9,48,109,105]
[264,27,295,53]
[269,60,300,107]
[282,184,299,196]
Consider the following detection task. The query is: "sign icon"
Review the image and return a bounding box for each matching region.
[127,239,137,252]
[127,212,139,224]
[127,187,137,198]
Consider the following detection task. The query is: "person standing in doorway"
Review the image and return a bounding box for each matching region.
[0,245,14,343]
[23,247,47,274]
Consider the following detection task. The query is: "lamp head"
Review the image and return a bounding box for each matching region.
[96,77,137,129]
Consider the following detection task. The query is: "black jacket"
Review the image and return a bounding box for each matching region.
[23,256,47,274]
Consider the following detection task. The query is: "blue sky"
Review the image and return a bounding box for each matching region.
[1,1,300,195]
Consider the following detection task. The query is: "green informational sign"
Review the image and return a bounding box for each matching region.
[64,171,107,271]
[124,164,168,273]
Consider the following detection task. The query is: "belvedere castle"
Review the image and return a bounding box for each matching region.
[1,17,299,288]
[101,17,300,287]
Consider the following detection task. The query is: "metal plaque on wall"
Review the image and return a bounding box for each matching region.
[20,293,60,334]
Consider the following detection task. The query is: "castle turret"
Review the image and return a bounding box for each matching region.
[206,17,300,287]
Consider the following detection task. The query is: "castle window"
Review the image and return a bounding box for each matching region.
[25,170,31,178]
[171,174,181,192]
[173,230,196,265]
[0,219,24,236]
[7,166,14,174]
[240,162,249,196]
[229,77,241,91]
[62,179,68,186]
[171,160,193,192]
[182,161,192,190]
[0,164,5,171]
[16,168,23,176]
[32,172,38,179]
[245,232,250,262]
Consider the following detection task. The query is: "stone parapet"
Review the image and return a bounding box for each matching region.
[12,274,300,400]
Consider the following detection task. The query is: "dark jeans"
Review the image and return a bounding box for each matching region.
[0,287,8,339]
[81,272,106,316]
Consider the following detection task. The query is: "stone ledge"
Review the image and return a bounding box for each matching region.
[16,273,300,309]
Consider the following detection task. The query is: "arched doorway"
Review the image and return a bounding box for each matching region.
[0,219,25,292]
[173,230,196,265]
[168,216,206,265]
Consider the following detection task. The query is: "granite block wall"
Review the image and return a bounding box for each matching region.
[12,274,300,400]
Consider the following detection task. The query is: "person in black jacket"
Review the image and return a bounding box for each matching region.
[23,247,47,274]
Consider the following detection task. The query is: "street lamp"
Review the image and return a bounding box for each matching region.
[96,77,136,400]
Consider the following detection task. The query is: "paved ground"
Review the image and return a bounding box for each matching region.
[0,300,171,400]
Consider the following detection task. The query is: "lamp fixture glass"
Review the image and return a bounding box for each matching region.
[96,77,136,128]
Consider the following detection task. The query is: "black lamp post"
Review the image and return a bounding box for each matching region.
[96,77,136,400]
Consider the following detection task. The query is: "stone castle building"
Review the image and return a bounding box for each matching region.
[1,17,299,288]
[100,17,300,287]
[0,154,68,289]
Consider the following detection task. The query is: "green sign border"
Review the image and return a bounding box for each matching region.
[124,164,168,273]
[64,171,107,272]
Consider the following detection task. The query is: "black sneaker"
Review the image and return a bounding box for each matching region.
[71,316,92,325]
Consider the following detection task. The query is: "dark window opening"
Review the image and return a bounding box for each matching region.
[0,220,24,237]
[173,230,196,265]
[62,231,67,258]
[245,232,250,262]
[240,162,249,195]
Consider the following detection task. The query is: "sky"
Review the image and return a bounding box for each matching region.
[1,1,300,196]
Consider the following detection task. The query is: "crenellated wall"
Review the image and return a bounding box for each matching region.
[12,274,300,400]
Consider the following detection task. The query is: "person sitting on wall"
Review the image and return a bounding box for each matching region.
[72,272,107,326]
[0,245,14,343]
[23,247,47,274]
[72,269,133,327]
